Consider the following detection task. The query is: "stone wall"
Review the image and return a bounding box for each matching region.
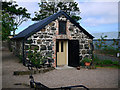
[24,14,93,67]
[11,40,23,57]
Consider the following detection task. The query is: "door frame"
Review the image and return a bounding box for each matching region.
[56,39,68,67]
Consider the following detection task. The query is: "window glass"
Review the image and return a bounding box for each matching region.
[61,41,63,52]
[59,21,66,34]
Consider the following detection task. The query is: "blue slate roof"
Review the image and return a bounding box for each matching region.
[13,11,94,39]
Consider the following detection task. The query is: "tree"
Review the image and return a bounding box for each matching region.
[32,1,81,21]
[27,47,52,69]
[1,12,15,40]
[2,1,30,36]
[95,33,107,50]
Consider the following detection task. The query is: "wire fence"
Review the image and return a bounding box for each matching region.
[93,39,120,50]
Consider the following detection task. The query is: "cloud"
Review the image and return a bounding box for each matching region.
[76,0,119,2]
[79,2,118,17]
[81,16,118,26]
[78,2,118,26]
[13,0,39,2]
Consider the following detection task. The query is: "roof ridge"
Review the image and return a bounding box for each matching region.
[12,11,94,39]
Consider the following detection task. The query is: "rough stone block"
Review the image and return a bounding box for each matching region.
[50,22,55,27]
[48,45,52,50]
[84,44,89,49]
[42,39,45,42]
[46,52,52,57]
[49,33,54,35]
[87,50,92,54]
[69,25,74,31]
[34,36,38,38]
[26,39,33,44]
[88,40,92,43]
[82,50,87,54]
[80,45,83,49]
[76,29,79,33]
[46,39,52,42]
[39,35,43,38]
[44,35,50,38]
[41,45,46,50]
[84,55,89,58]
[44,41,49,45]
[31,45,39,50]
[37,39,42,44]
[71,34,74,36]
[25,45,29,50]
[81,40,85,43]
[51,27,56,30]
[41,29,46,32]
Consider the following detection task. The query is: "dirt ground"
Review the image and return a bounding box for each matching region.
[2,49,119,89]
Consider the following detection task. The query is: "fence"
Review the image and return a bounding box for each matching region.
[93,39,120,50]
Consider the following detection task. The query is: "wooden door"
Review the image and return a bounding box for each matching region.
[56,40,68,66]
[68,40,79,67]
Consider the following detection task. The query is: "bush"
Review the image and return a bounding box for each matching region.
[103,60,113,65]
[80,60,85,66]
[82,58,92,63]
[96,46,120,57]
[103,46,116,51]
[93,56,119,66]
[9,48,12,52]
[112,61,119,66]
[27,47,52,68]
[93,55,120,68]
[18,55,23,63]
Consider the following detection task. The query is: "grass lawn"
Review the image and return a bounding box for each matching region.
[95,65,120,69]
[92,55,120,69]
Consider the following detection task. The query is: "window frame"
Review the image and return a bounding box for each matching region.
[59,21,66,35]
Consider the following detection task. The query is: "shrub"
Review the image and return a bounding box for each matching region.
[102,60,113,65]
[103,46,116,51]
[18,55,23,63]
[95,34,107,50]
[9,48,13,52]
[82,58,92,63]
[27,47,52,68]
[93,55,120,68]
[80,60,85,66]
[112,61,119,66]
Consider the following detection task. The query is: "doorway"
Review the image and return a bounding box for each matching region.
[68,40,79,67]
[56,40,68,66]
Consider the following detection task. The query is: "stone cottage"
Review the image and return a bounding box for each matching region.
[12,11,94,67]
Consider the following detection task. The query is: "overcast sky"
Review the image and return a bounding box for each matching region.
[13,0,119,35]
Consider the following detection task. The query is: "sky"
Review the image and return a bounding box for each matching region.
[12,0,119,36]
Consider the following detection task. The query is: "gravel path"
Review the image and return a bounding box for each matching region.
[2,49,29,88]
[2,49,119,88]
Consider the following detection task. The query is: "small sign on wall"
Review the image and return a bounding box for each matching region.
[117,53,120,57]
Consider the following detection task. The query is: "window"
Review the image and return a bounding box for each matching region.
[59,21,66,34]
[61,41,63,52]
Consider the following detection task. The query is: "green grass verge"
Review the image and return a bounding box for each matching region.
[93,55,120,69]
[95,65,120,69]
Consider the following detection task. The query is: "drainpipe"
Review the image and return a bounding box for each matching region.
[22,39,25,66]
[91,40,94,65]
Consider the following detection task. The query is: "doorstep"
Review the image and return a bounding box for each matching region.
[55,65,74,70]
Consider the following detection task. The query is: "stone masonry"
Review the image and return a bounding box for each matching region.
[23,15,93,67]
